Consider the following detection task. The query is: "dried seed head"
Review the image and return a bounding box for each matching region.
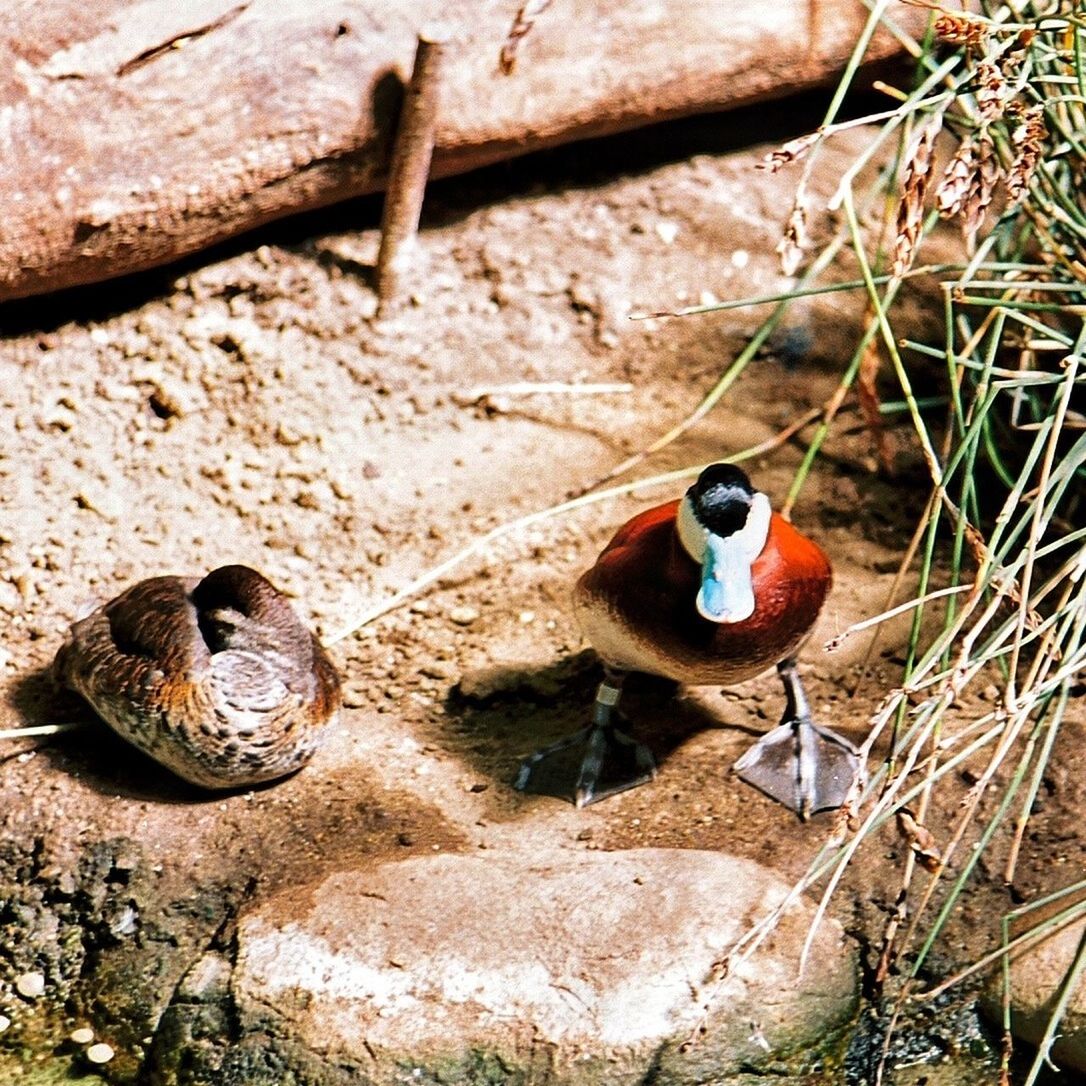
[857,330,893,474]
[1007,105,1046,206]
[499,0,553,75]
[1001,27,1035,74]
[934,12,987,48]
[975,60,1007,123]
[777,201,808,276]
[896,808,943,873]
[758,132,819,173]
[961,130,999,241]
[892,120,940,279]
[936,136,977,220]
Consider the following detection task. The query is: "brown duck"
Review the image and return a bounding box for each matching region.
[515,463,860,818]
[54,565,341,789]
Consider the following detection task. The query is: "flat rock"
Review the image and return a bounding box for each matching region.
[979,905,1086,1074]
[0,0,925,300]
[233,847,857,1084]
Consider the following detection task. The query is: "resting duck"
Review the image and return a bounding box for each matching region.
[515,463,860,818]
[54,564,341,789]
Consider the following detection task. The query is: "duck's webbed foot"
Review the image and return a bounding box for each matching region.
[733,658,862,820]
[514,671,656,807]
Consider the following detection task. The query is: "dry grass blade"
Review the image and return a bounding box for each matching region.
[705,4,1086,1075]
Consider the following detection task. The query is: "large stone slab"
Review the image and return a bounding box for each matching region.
[0,0,924,301]
[231,848,857,1084]
[980,906,1086,1074]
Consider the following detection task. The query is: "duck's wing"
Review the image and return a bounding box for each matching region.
[107,577,204,662]
[57,577,207,695]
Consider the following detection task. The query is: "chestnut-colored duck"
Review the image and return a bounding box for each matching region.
[515,464,860,818]
[54,565,341,789]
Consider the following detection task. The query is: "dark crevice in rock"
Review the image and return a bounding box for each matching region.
[138,878,257,1086]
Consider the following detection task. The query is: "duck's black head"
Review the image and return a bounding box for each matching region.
[687,463,755,538]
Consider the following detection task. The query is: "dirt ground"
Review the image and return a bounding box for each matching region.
[1,101,1082,1084]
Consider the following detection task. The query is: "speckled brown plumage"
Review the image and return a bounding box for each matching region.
[54,565,341,789]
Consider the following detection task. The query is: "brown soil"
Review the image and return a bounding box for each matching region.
[0,104,1081,1084]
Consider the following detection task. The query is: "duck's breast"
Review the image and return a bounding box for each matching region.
[575,506,830,684]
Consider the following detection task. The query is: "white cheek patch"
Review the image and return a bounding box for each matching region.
[676,495,711,563]
[678,492,771,624]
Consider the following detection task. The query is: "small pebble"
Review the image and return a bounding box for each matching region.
[448,605,479,626]
[655,220,679,244]
[86,1042,115,1065]
[15,971,45,999]
[0,1014,10,1033]
[70,1027,95,1044]
[420,661,457,681]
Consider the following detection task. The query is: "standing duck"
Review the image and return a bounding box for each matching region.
[54,564,341,789]
[515,463,860,818]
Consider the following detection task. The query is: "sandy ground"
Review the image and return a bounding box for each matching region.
[1,104,1082,1084]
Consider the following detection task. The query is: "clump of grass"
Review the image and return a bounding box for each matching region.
[695,2,1086,1082]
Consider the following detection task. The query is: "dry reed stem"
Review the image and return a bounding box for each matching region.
[576,401,823,500]
[375,26,450,311]
[824,583,974,652]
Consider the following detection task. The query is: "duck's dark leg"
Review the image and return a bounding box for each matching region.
[733,658,861,820]
[514,668,656,807]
